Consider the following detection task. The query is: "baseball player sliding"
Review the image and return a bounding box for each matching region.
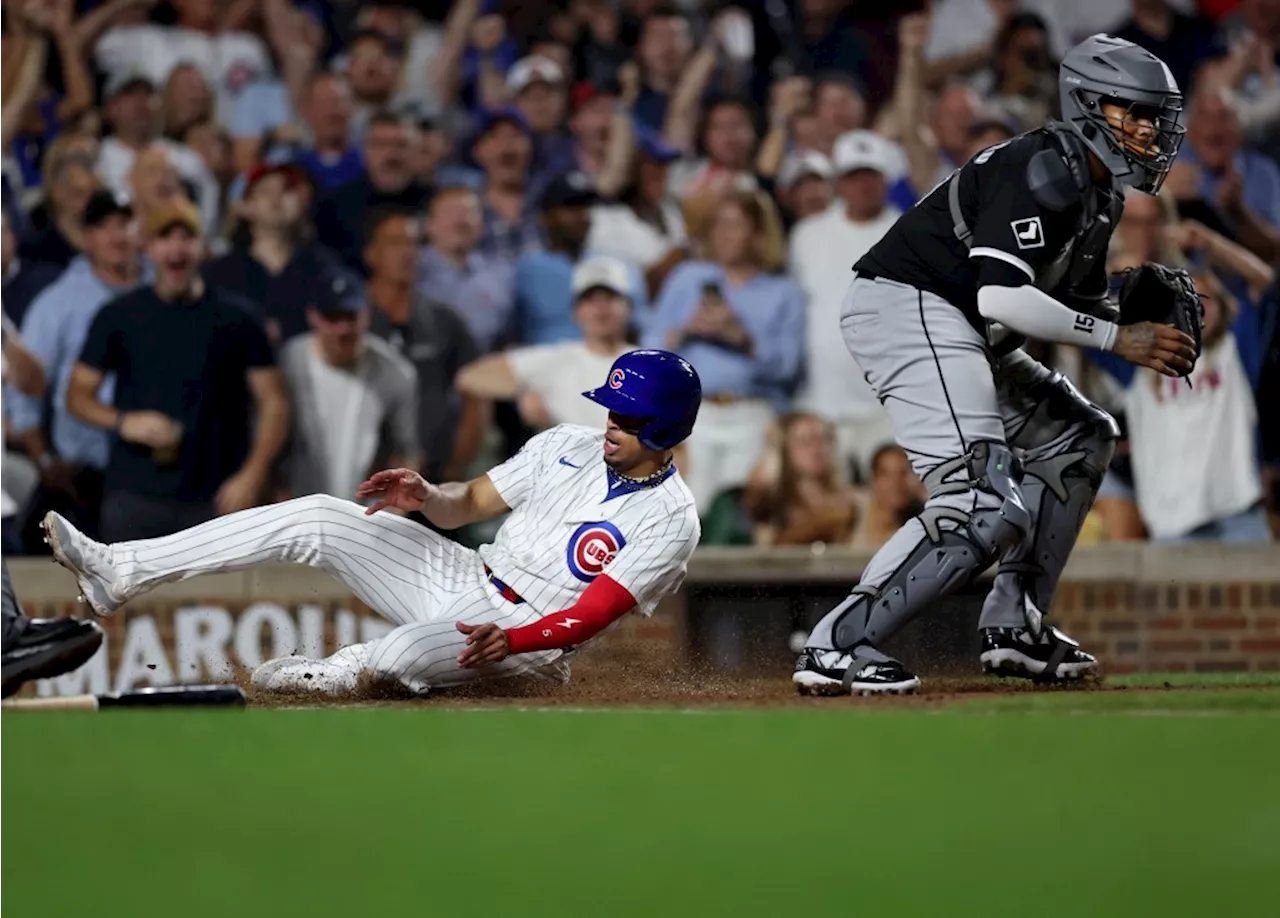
[795,35,1202,695]
[43,350,702,696]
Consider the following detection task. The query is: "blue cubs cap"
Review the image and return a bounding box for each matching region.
[582,349,701,450]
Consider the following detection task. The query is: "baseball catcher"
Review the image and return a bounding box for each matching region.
[795,34,1202,695]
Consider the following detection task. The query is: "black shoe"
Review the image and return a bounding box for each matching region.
[980,625,1098,682]
[2,618,105,698]
[794,650,921,696]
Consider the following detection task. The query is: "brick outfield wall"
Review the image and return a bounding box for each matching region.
[1053,582,1280,674]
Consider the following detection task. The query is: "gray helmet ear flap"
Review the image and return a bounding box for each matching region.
[1058,33,1185,193]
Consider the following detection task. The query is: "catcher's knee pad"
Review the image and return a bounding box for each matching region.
[830,441,1029,652]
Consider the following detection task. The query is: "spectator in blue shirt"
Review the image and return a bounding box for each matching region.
[470,108,543,262]
[291,73,368,193]
[644,189,805,512]
[1,209,60,327]
[419,185,514,353]
[8,191,143,537]
[1180,88,1280,264]
[512,173,648,346]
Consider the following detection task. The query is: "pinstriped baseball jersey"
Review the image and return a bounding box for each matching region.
[479,424,700,618]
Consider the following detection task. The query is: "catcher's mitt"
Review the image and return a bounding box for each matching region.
[1117,262,1205,377]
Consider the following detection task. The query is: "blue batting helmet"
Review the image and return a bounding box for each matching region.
[582,349,701,450]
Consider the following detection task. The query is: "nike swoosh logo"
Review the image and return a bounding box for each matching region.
[558,456,581,469]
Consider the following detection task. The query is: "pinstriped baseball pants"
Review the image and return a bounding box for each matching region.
[110,494,567,692]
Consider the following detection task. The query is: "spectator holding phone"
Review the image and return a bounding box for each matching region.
[645,190,804,512]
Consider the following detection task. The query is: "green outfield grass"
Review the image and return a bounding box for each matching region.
[5,684,1278,918]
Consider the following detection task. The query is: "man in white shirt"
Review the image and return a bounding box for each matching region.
[789,130,902,481]
[96,72,219,238]
[278,272,420,501]
[456,257,635,430]
[94,0,272,124]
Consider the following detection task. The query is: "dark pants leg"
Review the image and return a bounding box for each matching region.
[2,560,27,652]
[100,491,217,542]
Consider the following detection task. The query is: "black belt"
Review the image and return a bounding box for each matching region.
[484,565,525,605]
[854,268,880,281]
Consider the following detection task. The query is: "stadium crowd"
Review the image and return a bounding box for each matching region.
[2,0,1278,556]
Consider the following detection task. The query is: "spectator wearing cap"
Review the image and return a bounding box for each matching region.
[289,73,366,192]
[508,56,575,178]
[96,72,218,238]
[204,163,348,345]
[2,210,60,328]
[314,110,432,274]
[7,190,144,537]
[585,125,690,297]
[16,149,100,270]
[363,208,482,483]
[418,186,514,353]
[93,0,272,125]
[644,190,804,513]
[457,256,637,431]
[513,173,648,346]
[789,130,900,482]
[470,108,543,262]
[775,151,834,226]
[66,197,288,541]
[278,269,419,501]
[556,69,642,199]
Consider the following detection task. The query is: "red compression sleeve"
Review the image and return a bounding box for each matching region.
[504,575,636,654]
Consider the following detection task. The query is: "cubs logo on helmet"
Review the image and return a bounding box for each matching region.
[566,521,627,583]
[608,368,626,390]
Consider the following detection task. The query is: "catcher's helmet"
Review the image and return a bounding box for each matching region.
[582,349,701,450]
[1059,34,1185,194]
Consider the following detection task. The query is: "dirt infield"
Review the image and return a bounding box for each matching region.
[237,640,1235,709]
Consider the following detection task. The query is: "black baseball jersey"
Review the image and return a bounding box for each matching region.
[856,128,1122,322]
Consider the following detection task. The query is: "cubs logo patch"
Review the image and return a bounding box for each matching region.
[566,521,626,583]
[609,368,626,389]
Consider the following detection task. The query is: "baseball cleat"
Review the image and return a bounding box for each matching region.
[2,618,105,698]
[252,644,370,696]
[41,512,125,617]
[980,625,1098,682]
[794,650,921,696]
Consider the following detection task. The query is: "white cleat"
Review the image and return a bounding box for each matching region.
[41,512,126,617]
[251,644,371,696]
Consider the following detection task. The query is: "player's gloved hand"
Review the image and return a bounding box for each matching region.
[1112,322,1198,377]
[356,468,433,515]
[456,622,509,667]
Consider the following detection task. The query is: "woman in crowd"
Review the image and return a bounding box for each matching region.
[645,189,804,513]
[970,12,1057,131]
[850,444,926,552]
[746,413,860,547]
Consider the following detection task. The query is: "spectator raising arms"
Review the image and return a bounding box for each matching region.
[646,190,804,513]
[457,256,636,431]
[65,198,288,541]
[278,272,419,502]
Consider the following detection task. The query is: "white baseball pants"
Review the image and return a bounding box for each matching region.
[110,495,567,693]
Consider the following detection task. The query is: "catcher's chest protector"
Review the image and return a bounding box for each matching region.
[950,122,1124,295]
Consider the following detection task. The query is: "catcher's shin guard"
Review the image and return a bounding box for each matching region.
[980,373,1119,632]
[811,441,1030,660]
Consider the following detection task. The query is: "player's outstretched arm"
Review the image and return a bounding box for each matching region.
[356,469,512,529]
